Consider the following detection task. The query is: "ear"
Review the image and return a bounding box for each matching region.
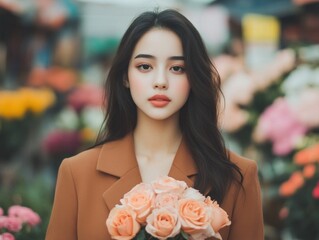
[123,75,130,88]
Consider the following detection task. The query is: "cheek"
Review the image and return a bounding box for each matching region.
[176,79,190,99]
[128,72,145,95]
[129,80,143,94]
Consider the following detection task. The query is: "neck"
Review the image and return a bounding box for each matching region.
[133,114,182,157]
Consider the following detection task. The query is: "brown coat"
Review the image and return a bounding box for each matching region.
[46,134,264,240]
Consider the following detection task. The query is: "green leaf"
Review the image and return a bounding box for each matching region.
[181,230,189,239]
[135,229,146,240]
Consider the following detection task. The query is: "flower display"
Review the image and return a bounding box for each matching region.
[219,44,319,240]
[106,176,231,240]
[0,87,56,160]
[0,205,41,240]
[42,83,104,175]
[277,143,319,239]
[42,84,104,155]
[218,48,296,134]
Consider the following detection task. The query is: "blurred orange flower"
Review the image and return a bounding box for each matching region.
[46,67,77,92]
[303,164,316,179]
[279,171,304,197]
[28,66,77,92]
[294,144,319,165]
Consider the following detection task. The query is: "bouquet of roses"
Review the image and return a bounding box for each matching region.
[0,205,41,240]
[106,176,231,240]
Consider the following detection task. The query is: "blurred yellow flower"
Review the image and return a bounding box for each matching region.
[0,91,27,119]
[80,127,96,142]
[0,87,55,120]
[20,88,56,114]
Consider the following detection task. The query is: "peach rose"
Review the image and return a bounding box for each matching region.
[146,207,181,239]
[155,193,180,209]
[151,176,187,195]
[120,183,155,223]
[106,205,140,240]
[182,187,205,201]
[205,197,231,234]
[178,199,214,240]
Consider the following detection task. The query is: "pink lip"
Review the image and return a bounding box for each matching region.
[148,95,171,101]
[148,95,171,107]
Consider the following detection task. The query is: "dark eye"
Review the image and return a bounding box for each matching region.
[171,66,185,73]
[137,64,152,71]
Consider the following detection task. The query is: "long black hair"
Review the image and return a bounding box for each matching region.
[95,9,243,203]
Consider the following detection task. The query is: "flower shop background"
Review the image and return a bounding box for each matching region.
[1,0,319,239]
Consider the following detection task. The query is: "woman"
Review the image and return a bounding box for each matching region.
[46,9,264,240]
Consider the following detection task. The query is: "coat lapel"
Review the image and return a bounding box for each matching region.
[168,137,198,187]
[97,134,198,211]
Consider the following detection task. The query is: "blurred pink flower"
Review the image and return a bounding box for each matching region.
[67,84,103,112]
[8,205,41,227]
[0,216,6,229]
[221,106,250,133]
[213,55,244,82]
[43,130,81,156]
[36,0,68,29]
[0,216,22,232]
[0,232,15,240]
[253,98,308,155]
[293,0,319,6]
[0,0,24,15]
[279,207,289,219]
[221,71,255,132]
[223,71,256,106]
[0,206,40,239]
[0,208,3,216]
[312,182,319,199]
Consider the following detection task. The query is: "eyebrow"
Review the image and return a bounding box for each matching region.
[134,54,184,61]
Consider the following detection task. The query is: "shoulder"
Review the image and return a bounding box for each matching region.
[228,150,258,178]
[60,145,103,171]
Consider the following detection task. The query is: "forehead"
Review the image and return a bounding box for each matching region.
[132,28,184,57]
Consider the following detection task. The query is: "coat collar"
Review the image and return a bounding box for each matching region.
[96,133,198,210]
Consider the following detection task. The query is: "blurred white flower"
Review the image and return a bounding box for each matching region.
[81,106,104,133]
[222,71,256,106]
[281,65,319,96]
[291,88,319,128]
[182,187,206,201]
[56,107,79,130]
[313,68,319,85]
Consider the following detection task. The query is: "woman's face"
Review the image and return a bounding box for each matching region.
[128,28,190,121]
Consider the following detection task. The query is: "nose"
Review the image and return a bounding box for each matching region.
[153,69,168,90]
